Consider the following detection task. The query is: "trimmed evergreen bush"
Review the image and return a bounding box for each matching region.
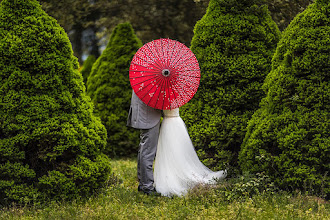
[87,23,142,157]
[0,0,111,205]
[81,55,96,88]
[239,0,330,198]
[180,0,281,173]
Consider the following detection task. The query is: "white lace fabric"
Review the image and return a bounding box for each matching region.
[154,108,226,197]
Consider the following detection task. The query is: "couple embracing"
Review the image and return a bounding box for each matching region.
[127,91,227,197]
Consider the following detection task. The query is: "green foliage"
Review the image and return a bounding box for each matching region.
[80,55,96,88]
[181,0,281,173]
[213,172,278,202]
[0,0,111,205]
[38,154,111,201]
[1,159,329,219]
[87,23,142,157]
[239,0,330,199]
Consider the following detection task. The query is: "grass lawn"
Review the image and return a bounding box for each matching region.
[0,158,329,219]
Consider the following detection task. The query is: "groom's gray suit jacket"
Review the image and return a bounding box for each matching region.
[127,91,161,191]
[127,91,161,129]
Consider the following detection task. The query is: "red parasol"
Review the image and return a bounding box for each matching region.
[129,38,200,110]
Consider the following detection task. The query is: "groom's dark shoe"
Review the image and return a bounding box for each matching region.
[141,188,161,196]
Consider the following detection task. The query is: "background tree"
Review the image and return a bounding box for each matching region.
[101,0,208,45]
[87,23,142,157]
[181,0,281,174]
[80,54,96,87]
[0,0,111,204]
[36,0,208,63]
[196,0,314,31]
[35,0,314,65]
[39,0,102,63]
[267,0,314,31]
[239,0,329,198]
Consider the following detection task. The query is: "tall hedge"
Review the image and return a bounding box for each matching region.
[87,23,142,157]
[0,0,111,205]
[239,0,330,198]
[81,55,96,88]
[181,0,281,173]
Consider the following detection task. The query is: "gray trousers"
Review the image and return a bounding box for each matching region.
[137,121,160,191]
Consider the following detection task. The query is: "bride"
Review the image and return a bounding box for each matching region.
[154,108,227,197]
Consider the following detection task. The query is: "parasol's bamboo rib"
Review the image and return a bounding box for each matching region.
[153,40,165,70]
[129,74,159,81]
[175,76,200,87]
[162,78,168,110]
[131,74,162,87]
[170,47,190,69]
[131,63,153,69]
[129,71,159,75]
[140,46,163,71]
[167,79,179,109]
[144,75,166,109]
[175,74,200,82]
[132,59,164,73]
[140,75,164,105]
[135,77,165,109]
[175,61,199,70]
[166,77,173,110]
[168,40,178,68]
[174,78,195,101]
[164,40,172,73]
[134,72,166,108]
[168,43,185,68]
[133,54,162,72]
[173,73,200,79]
[176,83,198,95]
[166,39,170,68]
[175,70,200,73]
[171,81,186,107]
[160,78,166,110]
[163,39,171,71]
[174,54,196,68]
[153,77,166,109]
[145,43,164,71]
[160,39,166,65]
[152,80,162,109]
[175,79,199,92]
[137,77,163,99]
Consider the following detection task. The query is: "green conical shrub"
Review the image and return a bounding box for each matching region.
[239,0,329,198]
[87,23,142,157]
[0,0,111,205]
[81,55,96,88]
[181,0,281,173]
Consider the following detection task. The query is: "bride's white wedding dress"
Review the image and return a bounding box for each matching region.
[154,108,226,197]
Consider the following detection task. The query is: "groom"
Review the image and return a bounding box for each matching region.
[127,91,162,195]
